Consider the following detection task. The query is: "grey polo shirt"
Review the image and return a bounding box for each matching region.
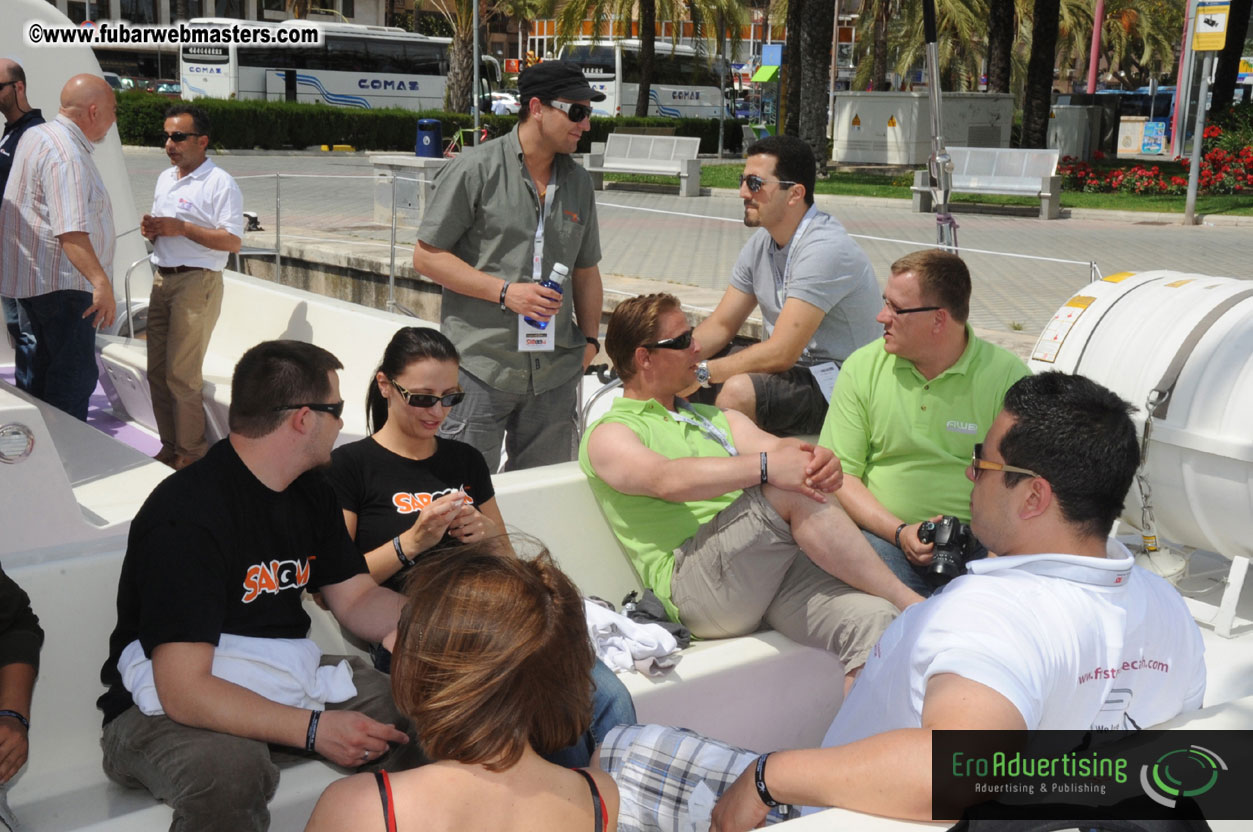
[729,206,880,365]
[418,125,601,395]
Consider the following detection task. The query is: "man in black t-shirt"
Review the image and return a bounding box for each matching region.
[98,341,424,832]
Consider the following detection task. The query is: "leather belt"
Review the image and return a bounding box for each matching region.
[156,265,201,276]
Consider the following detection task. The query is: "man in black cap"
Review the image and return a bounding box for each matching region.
[413,61,607,471]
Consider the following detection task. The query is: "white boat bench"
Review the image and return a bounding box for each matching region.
[95,271,437,448]
[583,133,703,197]
[911,146,1062,219]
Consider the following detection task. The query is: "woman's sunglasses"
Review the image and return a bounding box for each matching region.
[389,378,465,409]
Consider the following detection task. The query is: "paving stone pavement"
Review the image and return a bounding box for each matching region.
[123,146,1251,352]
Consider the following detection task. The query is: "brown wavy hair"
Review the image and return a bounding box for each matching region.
[605,292,682,384]
[390,539,594,770]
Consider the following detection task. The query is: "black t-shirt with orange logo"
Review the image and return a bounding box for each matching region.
[97,438,366,725]
[328,436,494,593]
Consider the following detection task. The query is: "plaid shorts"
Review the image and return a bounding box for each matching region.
[600,724,794,831]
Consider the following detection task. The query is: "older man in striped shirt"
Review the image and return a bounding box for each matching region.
[0,74,117,420]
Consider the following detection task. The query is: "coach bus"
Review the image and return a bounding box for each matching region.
[179,18,499,111]
[556,38,729,118]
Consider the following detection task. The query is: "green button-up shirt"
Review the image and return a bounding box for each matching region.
[418,126,602,395]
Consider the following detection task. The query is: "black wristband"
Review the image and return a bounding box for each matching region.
[0,710,29,731]
[499,281,510,311]
[895,522,908,549]
[760,451,768,485]
[585,335,600,352]
[306,709,321,752]
[393,535,415,568]
[755,752,779,808]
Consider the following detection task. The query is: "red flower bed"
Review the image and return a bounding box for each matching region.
[1057,124,1253,196]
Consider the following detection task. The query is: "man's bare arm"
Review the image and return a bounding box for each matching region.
[711,674,1028,830]
[152,642,408,767]
[692,286,757,363]
[572,264,603,370]
[706,297,827,384]
[319,573,406,647]
[143,215,241,252]
[57,231,116,328]
[413,240,560,322]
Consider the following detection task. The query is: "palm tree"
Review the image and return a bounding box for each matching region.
[798,0,833,159]
[1021,0,1059,147]
[500,0,550,67]
[553,0,745,117]
[986,0,1016,93]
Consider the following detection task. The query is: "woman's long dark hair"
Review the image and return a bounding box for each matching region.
[367,327,460,433]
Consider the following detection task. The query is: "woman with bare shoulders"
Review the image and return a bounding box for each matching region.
[304,542,619,832]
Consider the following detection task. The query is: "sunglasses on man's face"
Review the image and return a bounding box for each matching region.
[272,401,345,420]
[642,328,694,351]
[390,378,466,409]
[548,100,593,122]
[163,131,203,143]
[740,173,797,193]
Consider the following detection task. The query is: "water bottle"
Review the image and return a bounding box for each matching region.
[524,263,569,330]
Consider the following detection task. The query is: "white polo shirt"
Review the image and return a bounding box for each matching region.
[150,157,243,272]
[822,540,1206,746]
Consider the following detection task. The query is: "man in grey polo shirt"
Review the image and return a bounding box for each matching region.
[690,135,879,436]
[414,61,604,471]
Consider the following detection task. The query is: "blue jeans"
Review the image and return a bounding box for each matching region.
[544,659,637,768]
[2,296,37,392]
[18,290,98,420]
[863,529,989,598]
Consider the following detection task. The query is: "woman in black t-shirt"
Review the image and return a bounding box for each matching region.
[329,327,506,597]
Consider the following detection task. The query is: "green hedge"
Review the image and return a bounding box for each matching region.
[117,91,741,154]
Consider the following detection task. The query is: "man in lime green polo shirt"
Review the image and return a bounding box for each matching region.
[818,250,1029,596]
[580,293,923,692]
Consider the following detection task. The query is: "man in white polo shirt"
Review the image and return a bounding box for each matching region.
[704,372,1205,828]
[141,104,242,469]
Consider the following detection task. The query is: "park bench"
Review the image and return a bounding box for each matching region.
[911,146,1062,219]
[584,133,703,197]
[614,126,678,137]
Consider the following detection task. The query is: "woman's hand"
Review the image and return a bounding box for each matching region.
[401,491,465,557]
[447,503,498,543]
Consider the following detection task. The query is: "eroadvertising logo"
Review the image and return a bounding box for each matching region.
[932,730,1247,821]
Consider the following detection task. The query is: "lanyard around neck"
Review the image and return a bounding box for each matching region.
[673,400,738,457]
[772,205,820,308]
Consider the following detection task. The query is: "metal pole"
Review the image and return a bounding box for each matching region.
[473,0,481,145]
[388,175,398,310]
[274,174,282,280]
[828,1,841,149]
[718,50,725,161]
[1183,51,1213,226]
[922,0,956,250]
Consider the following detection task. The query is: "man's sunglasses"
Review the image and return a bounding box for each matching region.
[272,401,345,419]
[547,100,593,122]
[740,174,797,193]
[162,131,203,143]
[970,442,1041,480]
[390,378,466,409]
[642,328,694,351]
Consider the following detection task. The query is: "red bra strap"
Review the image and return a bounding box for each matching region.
[572,768,608,832]
[374,769,398,832]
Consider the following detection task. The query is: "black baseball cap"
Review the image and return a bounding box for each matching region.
[518,60,606,103]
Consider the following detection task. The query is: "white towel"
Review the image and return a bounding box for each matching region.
[584,599,679,673]
[118,634,357,716]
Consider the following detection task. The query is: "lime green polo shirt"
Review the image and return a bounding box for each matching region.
[818,327,1030,525]
[578,397,740,622]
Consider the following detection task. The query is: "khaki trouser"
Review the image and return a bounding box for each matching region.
[146,268,223,461]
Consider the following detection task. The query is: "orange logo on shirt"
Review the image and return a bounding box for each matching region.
[391,487,472,514]
[241,558,312,603]
[563,209,581,223]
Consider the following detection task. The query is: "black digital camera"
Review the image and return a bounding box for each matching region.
[916,516,978,587]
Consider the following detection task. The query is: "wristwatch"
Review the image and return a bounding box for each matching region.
[695,360,711,388]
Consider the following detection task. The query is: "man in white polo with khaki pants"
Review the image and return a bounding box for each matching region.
[141,104,242,469]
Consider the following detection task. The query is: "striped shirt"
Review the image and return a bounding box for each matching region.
[0,114,114,299]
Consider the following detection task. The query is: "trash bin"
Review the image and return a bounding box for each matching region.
[415,118,442,158]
